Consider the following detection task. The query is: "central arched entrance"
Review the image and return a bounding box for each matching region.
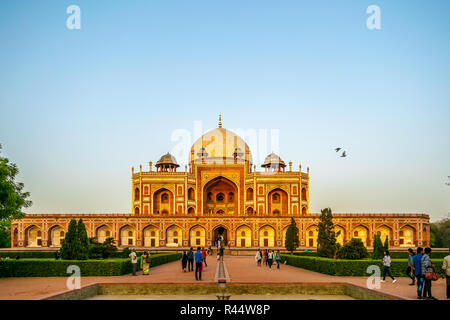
[213,226,228,247]
[203,176,238,215]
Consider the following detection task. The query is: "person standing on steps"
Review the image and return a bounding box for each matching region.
[275,250,282,269]
[129,248,138,276]
[381,250,397,283]
[194,246,204,281]
[255,249,262,267]
[187,247,194,272]
[267,250,274,269]
[407,248,415,285]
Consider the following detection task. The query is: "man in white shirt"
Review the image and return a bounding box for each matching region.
[129,249,137,276]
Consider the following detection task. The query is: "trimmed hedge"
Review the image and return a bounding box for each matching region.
[0,252,182,277]
[283,255,444,277]
[0,250,177,259]
[290,251,449,259]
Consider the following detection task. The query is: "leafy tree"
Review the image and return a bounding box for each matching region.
[0,220,11,248]
[122,247,132,258]
[284,217,299,253]
[0,144,32,247]
[0,144,32,221]
[336,238,369,260]
[383,235,389,251]
[372,234,384,259]
[77,219,89,260]
[430,218,450,248]
[317,207,338,258]
[102,237,118,258]
[88,237,118,259]
[60,219,81,260]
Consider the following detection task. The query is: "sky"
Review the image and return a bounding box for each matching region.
[0,0,449,222]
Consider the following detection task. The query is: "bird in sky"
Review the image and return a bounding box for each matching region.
[335,147,341,152]
[340,151,347,158]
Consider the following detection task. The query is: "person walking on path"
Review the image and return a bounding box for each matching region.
[381,250,397,283]
[267,250,274,269]
[407,248,415,285]
[129,249,138,276]
[194,247,204,281]
[219,246,224,261]
[412,247,424,299]
[141,251,151,275]
[441,248,450,299]
[187,247,194,272]
[202,247,208,267]
[421,247,436,300]
[263,250,268,266]
[275,250,282,269]
[181,251,188,272]
[255,249,262,267]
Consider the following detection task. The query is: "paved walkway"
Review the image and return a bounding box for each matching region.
[0,256,447,300]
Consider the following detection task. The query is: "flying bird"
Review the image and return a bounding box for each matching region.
[335,147,341,152]
[340,151,347,158]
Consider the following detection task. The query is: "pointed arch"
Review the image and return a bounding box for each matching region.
[143,224,159,247]
[96,224,113,243]
[189,224,206,247]
[305,224,318,247]
[25,225,42,247]
[203,176,238,215]
[48,224,65,247]
[166,224,183,247]
[352,225,369,247]
[259,225,276,247]
[153,188,174,215]
[268,188,288,215]
[236,225,252,247]
[119,224,136,246]
[399,224,416,247]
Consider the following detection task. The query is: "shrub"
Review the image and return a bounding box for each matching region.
[88,237,118,259]
[336,238,369,260]
[283,255,444,277]
[77,219,89,260]
[60,219,82,260]
[284,217,299,253]
[372,234,384,260]
[0,252,182,277]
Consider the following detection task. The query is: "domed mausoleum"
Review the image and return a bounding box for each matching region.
[11,116,430,250]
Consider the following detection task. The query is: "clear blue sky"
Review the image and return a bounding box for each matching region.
[1,0,449,221]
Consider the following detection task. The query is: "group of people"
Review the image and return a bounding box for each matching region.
[181,247,211,280]
[381,247,450,300]
[128,249,151,276]
[254,249,282,269]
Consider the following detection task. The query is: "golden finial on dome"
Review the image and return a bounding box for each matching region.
[218,113,222,128]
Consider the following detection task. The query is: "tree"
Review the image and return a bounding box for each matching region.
[430,218,450,248]
[0,144,32,247]
[372,234,384,259]
[317,207,338,258]
[77,219,89,260]
[336,238,369,260]
[60,219,81,260]
[383,235,389,251]
[284,217,299,253]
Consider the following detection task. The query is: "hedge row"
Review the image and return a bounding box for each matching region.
[283,255,444,277]
[290,251,449,259]
[0,251,176,259]
[0,253,182,277]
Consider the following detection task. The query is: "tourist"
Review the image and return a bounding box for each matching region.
[194,246,203,281]
[202,247,208,267]
[263,249,268,266]
[187,247,194,272]
[181,251,188,272]
[275,250,282,269]
[441,248,450,299]
[407,248,415,285]
[129,249,137,276]
[421,247,436,300]
[219,246,224,261]
[141,251,151,275]
[208,246,212,256]
[412,247,424,299]
[267,250,274,269]
[255,249,262,266]
[381,250,396,283]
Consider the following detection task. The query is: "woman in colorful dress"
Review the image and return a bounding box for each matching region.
[141,251,151,275]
